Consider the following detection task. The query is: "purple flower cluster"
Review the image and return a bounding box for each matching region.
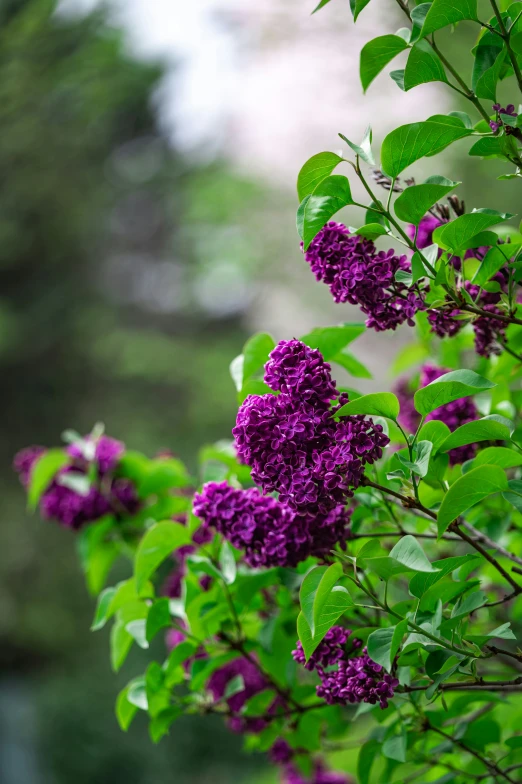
[193,481,352,568]
[490,103,517,134]
[14,435,138,530]
[303,222,425,331]
[316,648,399,709]
[292,625,361,671]
[421,365,478,464]
[282,763,352,784]
[234,340,388,516]
[207,657,275,734]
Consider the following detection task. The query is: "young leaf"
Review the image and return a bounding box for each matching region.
[413,369,495,416]
[410,3,432,41]
[300,323,365,358]
[472,244,518,287]
[437,465,508,535]
[381,121,472,177]
[300,175,355,250]
[360,35,409,93]
[389,535,439,573]
[219,541,237,586]
[397,440,433,477]
[367,619,408,671]
[419,0,478,37]
[134,522,192,593]
[417,420,452,453]
[111,619,134,672]
[28,449,69,510]
[404,41,448,91]
[350,0,373,21]
[300,563,343,635]
[297,585,353,660]
[394,176,459,225]
[145,597,172,643]
[409,554,482,598]
[433,209,514,253]
[334,392,400,420]
[438,417,511,452]
[115,685,139,731]
[339,126,375,166]
[297,152,343,202]
[382,731,407,763]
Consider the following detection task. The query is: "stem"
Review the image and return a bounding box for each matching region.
[450,522,522,594]
[405,677,522,691]
[428,723,518,783]
[489,0,522,95]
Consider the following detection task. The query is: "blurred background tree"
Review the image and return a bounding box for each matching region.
[0,0,276,781]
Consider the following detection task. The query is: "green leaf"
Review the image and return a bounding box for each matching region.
[433,210,514,253]
[296,194,311,241]
[91,586,117,631]
[358,740,381,784]
[300,175,355,250]
[474,446,522,469]
[414,369,495,416]
[472,244,517,287]
[390,69,405,90]
[229,354,244,392]
[116,685,138,731]
[382,731,407,763]
[242,332,276,384]
[339,126,375,166]
[437,465,508,535]
[353,223,389,240]
[489,622,516,640]
[149,707,182,743]
[417,420,452,453]
[472,41,505,101]
[350,0,373,21]
[111,619,134,672]
[360,35,409,93]
[381,121,472,177]
[28,449,69,510]
[297,152,343,202]
[390,535,439,572]
[331,350,372,379]
[146,598,171,643]
[502,478,522,512]
[367,619,408,672]
[409,554,482,598]
[334,392,399,420]
[219,541,237,585]
[297,585,353,661]
[300,563,343,636]
[451,589,487,619]
[419,0,478,37]
[439,417,511,453]
[394,176,459,225]
[300,323,365,358]
[404,40,448,91]
[134,521,192,593]
[410,3,432,41]
[397,440,433,478]
[469,136,506,159]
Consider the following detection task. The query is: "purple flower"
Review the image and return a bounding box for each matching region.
[270,739,294,765]
[427,308,464,339]
[207,657,273,733]
[407,214,444,249]
[292,625,361,671]
[13,446,46,487]
[316,648,399,710]
[68,435,125,473]
[265,340,338,404]
[193,481,352,568]
[303,222,425,332]
[282,763,352,784]
[14,433,139,530]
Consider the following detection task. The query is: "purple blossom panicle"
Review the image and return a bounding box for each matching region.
[395,379,421,434]
[265,340,338,404]
[13,446,46,487]
[270,739,294,765]
[421,364,478,464]
[207,657,272,733]
[472,304,506,357]
[67,434,125,473]
[316,648,399,709]
[282,762,352,784]
[292,626,361,672]
[193,481,352,568]
[303,222,425,331]
[427,308,464,339]
[13,434,138,531]
[407,215,444,249]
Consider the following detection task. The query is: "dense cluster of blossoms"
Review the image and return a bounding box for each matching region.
[195,340,390,567]
[316,650,399,709]
[13,435,138,530]
[193,481,352,568]
[292,625,397,710]
[396,364,479,464]
[303,222,425,331]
